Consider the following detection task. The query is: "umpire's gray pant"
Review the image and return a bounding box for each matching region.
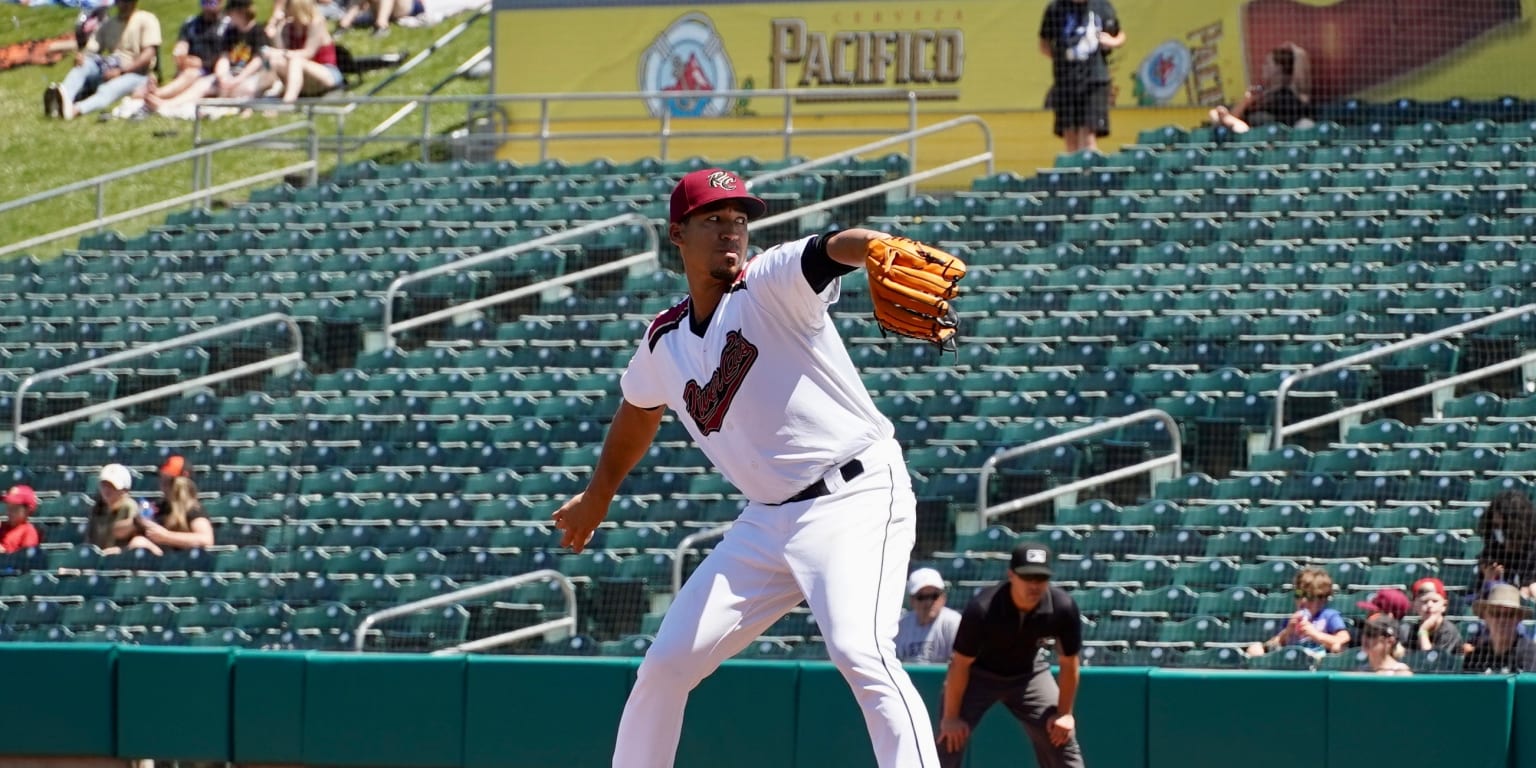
[937,651,1086,768]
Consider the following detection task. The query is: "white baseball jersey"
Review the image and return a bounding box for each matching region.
[620,235,895,504]
[894,606,963,664]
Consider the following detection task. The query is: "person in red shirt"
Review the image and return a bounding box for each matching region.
[0,485,41,553]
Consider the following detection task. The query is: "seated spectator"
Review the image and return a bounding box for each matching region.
[1208,42,1311,134]
[264,0,345,39]
[1248,566,1350,657]
[0,485,41,553]
[894,567,963,664]
[149,0,268,117]
[1464,583,1536,674]
[1357,616,1412,676]
[149,0,226,105]
[1353,587,1410,655]
[43,0,161,120]
[1404,577,1463,656]
[336,0,421,37]
[89,463,142,552]
[126,476,214,555]
[265,0,342,106]
[1472,489,1536,602]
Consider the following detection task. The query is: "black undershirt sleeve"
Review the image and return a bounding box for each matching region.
[800,233,856,294]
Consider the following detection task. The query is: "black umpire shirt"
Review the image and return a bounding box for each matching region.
[951,583,1084,676]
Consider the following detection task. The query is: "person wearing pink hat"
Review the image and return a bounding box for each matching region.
[1406,577,1462,656]
[0,485,41,553]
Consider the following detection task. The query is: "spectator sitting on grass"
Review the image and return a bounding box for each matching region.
[336,0,422,37]
[125,475,214,555]
[0,485,41,553]
[1248,566,1351,658]
[264,0,342,108]
[43,0,161,120]
[148,0,270,118]
[146,0,227,106]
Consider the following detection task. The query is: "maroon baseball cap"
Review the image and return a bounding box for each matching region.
[2,485,38,513]
[669,169,766,224]
[1356,588,1411,620]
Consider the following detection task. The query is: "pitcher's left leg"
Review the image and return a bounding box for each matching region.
[788,462,939,768]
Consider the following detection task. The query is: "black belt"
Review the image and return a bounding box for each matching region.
[773,459,865,505]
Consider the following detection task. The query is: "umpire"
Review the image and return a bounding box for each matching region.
[936,541,1086,768]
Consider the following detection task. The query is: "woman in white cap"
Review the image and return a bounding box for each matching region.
[1464,583,1536,674]
[88,464,141,552]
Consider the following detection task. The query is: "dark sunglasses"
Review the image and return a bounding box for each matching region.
[912,592,943,602]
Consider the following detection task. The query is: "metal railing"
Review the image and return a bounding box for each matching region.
[749,152,995,235]
[193,87,955,167]
[9,313,303,450]
[746,114,994,198]
[380,212,660,350]
[672,524,733,595]
[0,122,319,259]
[1271,304,1536,450]
[353,569,578,655]
[970,410,1184,535]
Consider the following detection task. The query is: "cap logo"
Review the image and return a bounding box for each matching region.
[707,171,737,190]
[1026,549,1047,564]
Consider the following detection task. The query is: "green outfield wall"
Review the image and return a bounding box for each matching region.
[3,643,1529,768]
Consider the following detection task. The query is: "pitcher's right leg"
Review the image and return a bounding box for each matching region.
[612,518,804,768]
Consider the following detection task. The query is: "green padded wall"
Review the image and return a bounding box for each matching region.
[1,643,116,756]
[116,646,233,761]
[792,661,946,768]
[962,666,1147,768]
[1325,675,1509,768]
[233,650,309,764]
[1517,676,1536,768]
[463,656,634,768]
[303,653,466,768]
[676,660,799,768]
[1148,671,1327,768]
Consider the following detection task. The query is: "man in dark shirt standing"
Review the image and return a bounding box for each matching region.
[936,542,1086,768]
[1038,0,1124,155]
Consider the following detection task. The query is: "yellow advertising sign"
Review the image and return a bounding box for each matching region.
[494,0,1536,118]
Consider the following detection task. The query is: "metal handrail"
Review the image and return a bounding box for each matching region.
[353,569,578,654]
[972,410,1184,534]
[0,122,317,255]
[746,114,995,196]
[1271,304,1536,449]
[672,524,732,595]
[750,154,994,232]
[10,313,303,450]
[380,212,660,349]
[192,87,951,164]
[0,163,314,260]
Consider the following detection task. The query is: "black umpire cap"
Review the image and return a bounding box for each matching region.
[1010,542,1053,578]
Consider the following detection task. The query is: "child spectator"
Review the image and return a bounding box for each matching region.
[0,485,41,553]
[88,464,141,552]
[1208,43,1311,134]
[126,476,214,555]
[1248,567,1351,658]
[265,0,342,107]
[44,0,161,120]
[1464,583,1536,674]
[1405,577,1463,656]
[1357,616,1412,676]
[1473,490,1536,601]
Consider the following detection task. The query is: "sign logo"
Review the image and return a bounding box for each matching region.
[1135,40,1193,105]
[707,171,737,190]
[683,329,758,436]
[1026,548,1047,564]
[639,12,736,119]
